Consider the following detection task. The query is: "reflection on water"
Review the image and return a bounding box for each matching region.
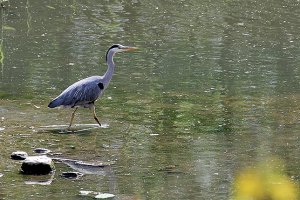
[0,0,300,199]
[23,173,55,186]
[39,123,109,134]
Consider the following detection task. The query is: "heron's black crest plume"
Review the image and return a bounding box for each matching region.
[105,44,120,62]
[109,44,120,49]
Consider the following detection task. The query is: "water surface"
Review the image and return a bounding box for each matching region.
[0,0,300,199]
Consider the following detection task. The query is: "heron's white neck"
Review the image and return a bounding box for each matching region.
[103,50,116,84]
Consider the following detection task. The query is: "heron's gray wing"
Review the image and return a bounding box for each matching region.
[64,80,103,107]
[49,77,104,108]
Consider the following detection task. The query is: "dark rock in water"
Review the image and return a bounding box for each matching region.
[33,148,51,154]
[11,151,28,160]
[21,156,55,175]
[61,171,83,179]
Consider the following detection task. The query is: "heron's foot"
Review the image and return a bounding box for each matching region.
[67,125,75,132]
[96,121,102,127]
[93,116,102,127]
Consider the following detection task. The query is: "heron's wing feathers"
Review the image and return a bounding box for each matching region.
[48,76,104,108]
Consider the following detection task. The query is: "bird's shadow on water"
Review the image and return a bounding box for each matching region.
[38,124,109,134]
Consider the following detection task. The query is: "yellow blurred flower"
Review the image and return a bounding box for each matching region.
[233,159,298,200]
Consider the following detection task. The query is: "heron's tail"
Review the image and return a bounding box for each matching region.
[48,98,62,108]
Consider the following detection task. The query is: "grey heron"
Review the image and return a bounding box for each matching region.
[48,44,137,128]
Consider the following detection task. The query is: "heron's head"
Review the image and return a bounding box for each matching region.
[106,44,137,62]
[108,44,138,53]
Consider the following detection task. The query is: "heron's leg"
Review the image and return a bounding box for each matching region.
[91,104,101,127]
[68,107,78,128]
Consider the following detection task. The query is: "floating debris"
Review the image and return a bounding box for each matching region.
[3,26,16,31]
[46,5,55,9]
[79,190,93,196]
[95,193,115,199]
[33,105,40,109]
[79,191,115,199]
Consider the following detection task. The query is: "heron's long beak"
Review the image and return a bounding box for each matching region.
[123,46,138,51]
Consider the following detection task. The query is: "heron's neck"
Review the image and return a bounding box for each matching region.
[104,50,116,84]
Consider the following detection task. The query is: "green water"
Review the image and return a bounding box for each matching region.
[0,0,300,199]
